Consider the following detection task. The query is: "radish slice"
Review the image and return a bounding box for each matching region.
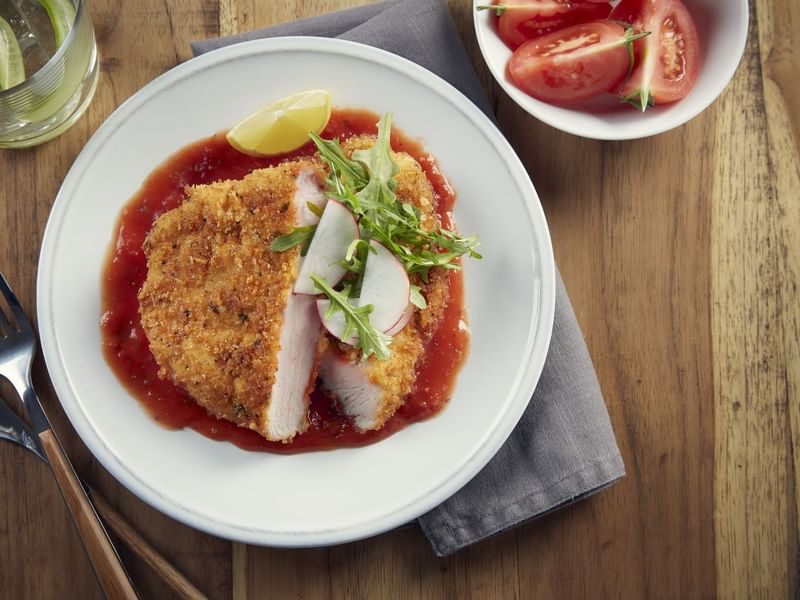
[317,299,358,344]
[385,301,414,336]
[294,200,359,295]
[358,241,410,333]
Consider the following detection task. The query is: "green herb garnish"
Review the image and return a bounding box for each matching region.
[310,113,481,279]
[476,4,507,16]
[410,285,427,310]
[621,87,655,112]
[275,113,480,362]
[311,273,391,362]
[306,201,324,218]
[270,225,316,253]
[619,28,655,112]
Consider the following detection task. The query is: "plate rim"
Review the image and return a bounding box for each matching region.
[37,36,556,546]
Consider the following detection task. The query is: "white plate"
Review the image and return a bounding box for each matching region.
[37,37,555,546]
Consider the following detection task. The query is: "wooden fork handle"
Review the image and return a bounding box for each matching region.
[39,429,139,600]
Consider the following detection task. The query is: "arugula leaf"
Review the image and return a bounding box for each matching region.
[311,274,391,361]
[352,113,399,210]
[270,225,316,252]
[410,285,427,309]
[337,238,371,297]
[621,86,655,112]
[309,132,368,187]
[306,201,324,218]
[476,4,506,16]
[622,28,652,81]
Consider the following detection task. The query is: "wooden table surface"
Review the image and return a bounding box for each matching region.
[1,0,797,598]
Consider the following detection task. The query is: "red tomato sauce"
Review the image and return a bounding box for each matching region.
[100,108,469,453]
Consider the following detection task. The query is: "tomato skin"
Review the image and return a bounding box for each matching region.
[497,0,612,50]
[508,21,631,105]
[614,0,701,106]
[609,0,645,29]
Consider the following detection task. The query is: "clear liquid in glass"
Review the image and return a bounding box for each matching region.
[1,0,62,82]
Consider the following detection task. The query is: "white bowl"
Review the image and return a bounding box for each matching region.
[37,37,555,546]
[473,0,749,140]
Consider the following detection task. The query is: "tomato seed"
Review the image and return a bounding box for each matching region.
[661,16,686,80]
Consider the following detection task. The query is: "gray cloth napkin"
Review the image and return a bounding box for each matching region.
[193,0,624,557]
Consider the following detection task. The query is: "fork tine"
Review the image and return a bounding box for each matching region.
[0,272,31,333]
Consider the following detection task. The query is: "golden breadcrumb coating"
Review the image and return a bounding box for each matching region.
[138,160,323,437]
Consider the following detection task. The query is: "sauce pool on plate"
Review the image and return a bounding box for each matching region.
[100,108,469,453]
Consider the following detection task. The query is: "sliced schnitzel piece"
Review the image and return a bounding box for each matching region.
[318,267,449,431]
[319,325,421,430]
[317,136,451,431]
[138,160,326,441]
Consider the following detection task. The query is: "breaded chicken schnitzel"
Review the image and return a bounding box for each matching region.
[139,134,450,439]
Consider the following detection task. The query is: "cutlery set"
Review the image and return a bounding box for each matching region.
[0,273,203,599]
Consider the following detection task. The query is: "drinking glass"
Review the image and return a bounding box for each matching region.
[0,0,99,148]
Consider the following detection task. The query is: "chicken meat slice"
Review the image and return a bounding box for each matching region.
[138,160,326,441]
[318,324,419,430]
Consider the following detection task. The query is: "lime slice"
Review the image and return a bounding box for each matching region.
[40,0,77,47]
[227,90,332,157]
[0,16,25,91]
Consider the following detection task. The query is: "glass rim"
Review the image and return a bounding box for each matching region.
[0,0,87,100]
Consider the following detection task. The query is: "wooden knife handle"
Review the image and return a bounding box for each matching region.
[39,429,138,600]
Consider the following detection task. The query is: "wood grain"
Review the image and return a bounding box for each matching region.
[38,430,137,600]
[87,486,208,600]
[489,81,719,599]
[713,1,800,598]
[0,0,797,598]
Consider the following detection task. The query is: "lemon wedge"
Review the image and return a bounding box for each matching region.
[227,90,332,157]
[0,16,25,91]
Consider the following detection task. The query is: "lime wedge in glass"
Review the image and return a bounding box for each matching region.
[0,16,25,91]
[40,0,77,47]
[23,0,83,122]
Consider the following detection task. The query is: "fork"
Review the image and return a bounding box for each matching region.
[0,273,138,599]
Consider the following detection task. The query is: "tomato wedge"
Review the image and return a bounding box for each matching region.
[612,0,701,109]
[485,0,612,49]
[508,21,635,105]
[608,0,646,28]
